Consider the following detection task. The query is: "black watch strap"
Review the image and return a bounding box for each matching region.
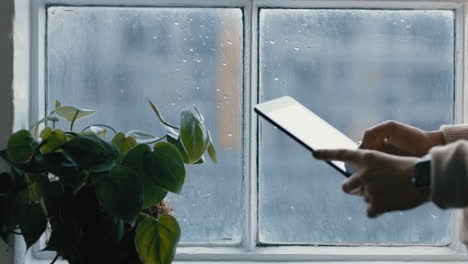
[412,154,431,188]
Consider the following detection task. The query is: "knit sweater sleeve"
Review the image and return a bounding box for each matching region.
[429,125,468,208]
[440,124,468,143]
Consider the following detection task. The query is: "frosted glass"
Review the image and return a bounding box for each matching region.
[47,7,243,243]
[259,9,454,244]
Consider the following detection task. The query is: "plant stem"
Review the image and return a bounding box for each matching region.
[139,212,151,218]
[72,173,89,197]
[70,110,80,132]
[24,174,50,218]
[147,135,166,145]
[147,98,180,130]
[50,254,59,264]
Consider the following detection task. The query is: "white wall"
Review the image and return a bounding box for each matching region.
[0,0,15,263]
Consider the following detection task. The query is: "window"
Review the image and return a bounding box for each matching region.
[259,9,453,245]
[14,0,468,263]
[46,6,244,244]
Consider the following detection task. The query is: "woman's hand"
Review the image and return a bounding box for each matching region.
[314,149,431,218]
[361,121,445,157]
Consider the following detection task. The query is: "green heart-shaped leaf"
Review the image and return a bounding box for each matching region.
[31,116,60,139]
[194,155,205,164]
[14,191,47,249]
[39,128,67,154]
[95,165,142,223]
[112,132,137,162]
[90,126,107,138]
[7,130,36,163]
[55,106,96,123]
[166,134,189,164]
[126,130,159,144]
[180,111,209,164]
[135,214,181,264]
[41,152,81,185]
[207,131,217,163]
[144,142,185,194]
[142,184,167,209]
[122,144,151,175]
[122,145,168,208]
[62,134,120,169]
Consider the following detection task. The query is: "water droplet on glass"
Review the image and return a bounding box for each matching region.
[171,102,176,106]
[347,217,352,220]
[401,19,405,23]
[228,132,233,137]
[274,77,279,81]
[223,96,228,99]
[153,36,157,39]
[269,40,275,44]
[175,68,180,71]
[227,40,233,45]
[177,96,181,101]
[174,22,180,25]
[222,63,227,67]
[195,59,201,63]
[284,39,289,43]
[189,48,194,52]
[195,86,200,90]
[290,206,295,210]
[294,47,300,51]
[216,88,220,92]
[182,59,187,63]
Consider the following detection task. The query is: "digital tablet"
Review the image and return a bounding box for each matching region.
[254,96,358,177]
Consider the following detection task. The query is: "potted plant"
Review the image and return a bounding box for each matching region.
[0,99,216,264]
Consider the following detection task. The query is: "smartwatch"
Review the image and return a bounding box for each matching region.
[412,154,431,188]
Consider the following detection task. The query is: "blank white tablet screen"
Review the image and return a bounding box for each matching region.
[256,96,357,172]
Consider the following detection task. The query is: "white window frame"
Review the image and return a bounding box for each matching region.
[11,0,468,263]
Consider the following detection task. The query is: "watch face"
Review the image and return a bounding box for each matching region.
[413,158,431,188]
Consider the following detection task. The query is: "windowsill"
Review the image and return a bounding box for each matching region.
[23,242,468,264]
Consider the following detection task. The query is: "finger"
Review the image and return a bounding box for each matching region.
[313,149,362,165]
[349,185,363,196]
[367,203,383,218]
[363,187,372,203]
[342,171,366,193]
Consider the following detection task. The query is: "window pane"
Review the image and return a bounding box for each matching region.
[259,9,453,244]
[47,7,243,243]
